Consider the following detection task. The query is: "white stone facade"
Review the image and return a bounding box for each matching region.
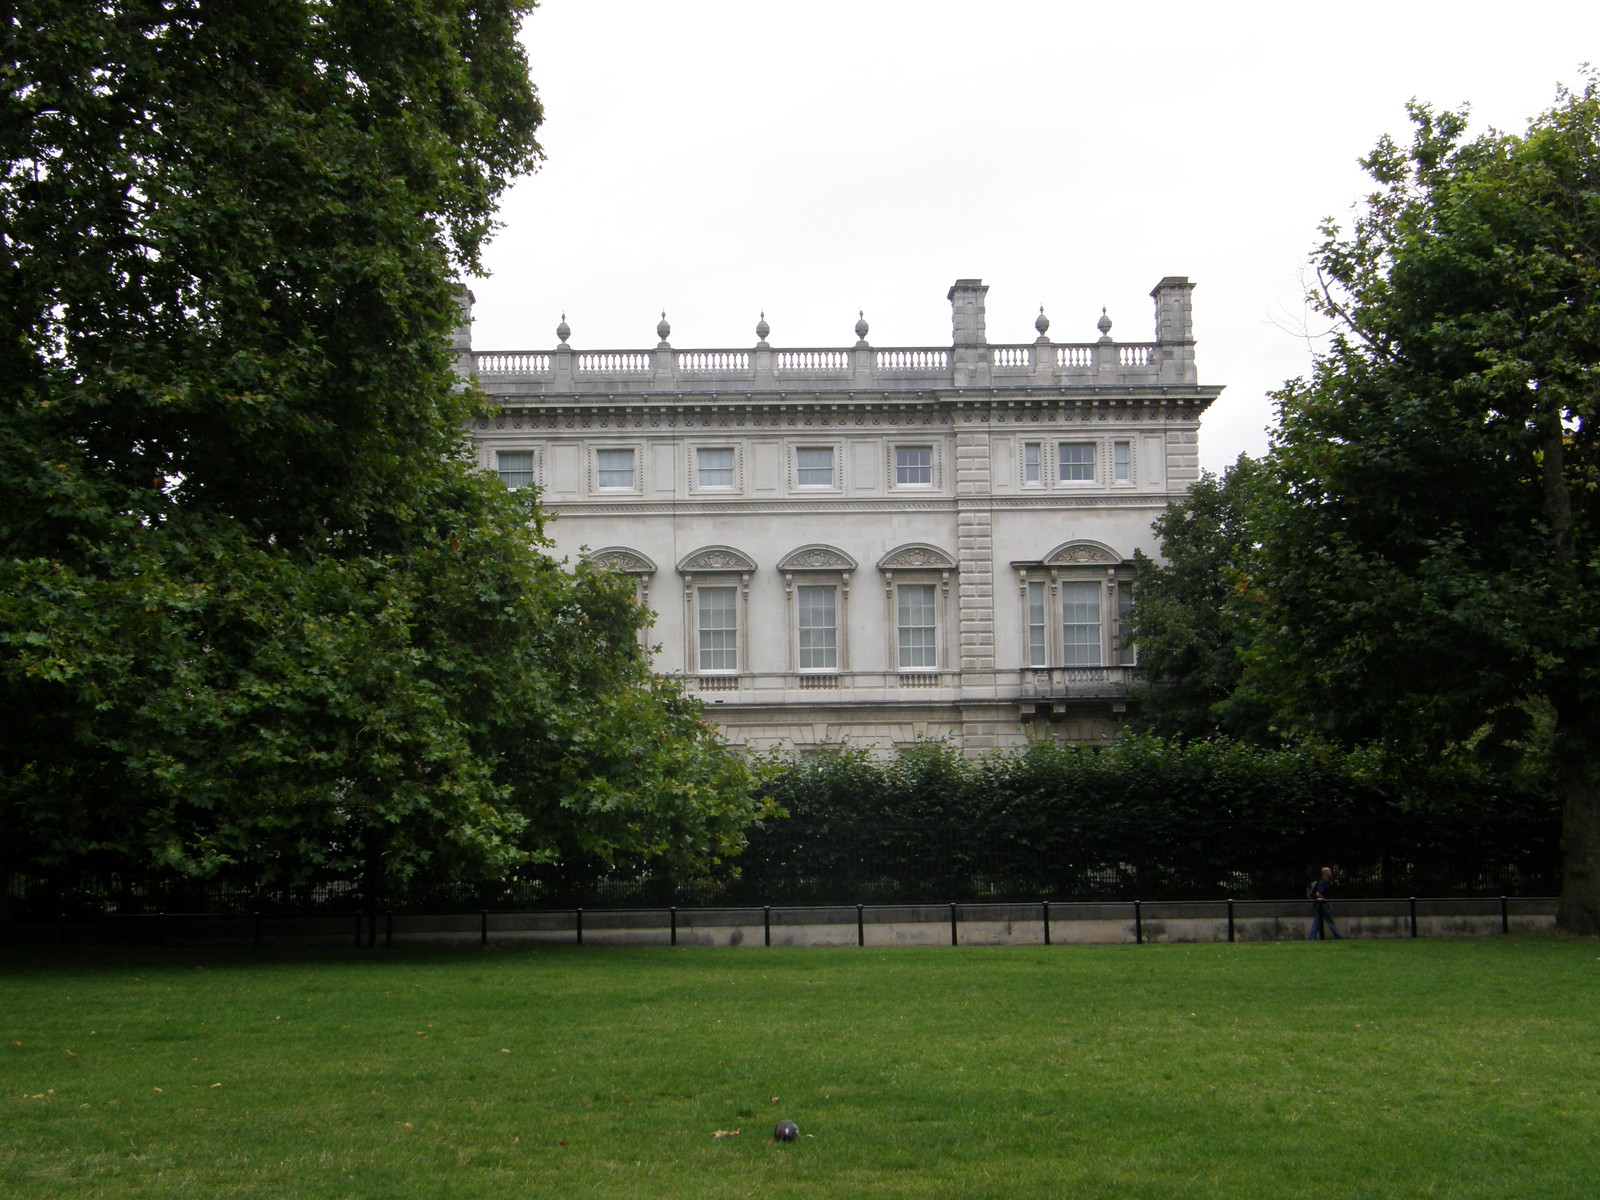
[461,279,1221,753]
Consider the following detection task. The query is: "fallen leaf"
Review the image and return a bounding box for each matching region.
[209,1083,222,1089]
[712,1129,742,1139]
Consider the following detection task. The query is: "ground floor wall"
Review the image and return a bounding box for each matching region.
[703,698,1129,754]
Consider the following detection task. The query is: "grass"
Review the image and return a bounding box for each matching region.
[2,937,1598,1199]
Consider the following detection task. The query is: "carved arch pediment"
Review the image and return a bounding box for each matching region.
[676,545,757,574]
[876,543,957,570]
[586,546,657,575]
[778,544,858,572]
[1042,540,1122,566]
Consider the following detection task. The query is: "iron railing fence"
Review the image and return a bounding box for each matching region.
[7,895,1560,951]
[5,813,1560,920]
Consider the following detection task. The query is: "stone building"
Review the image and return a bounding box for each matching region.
[460,278,1221,752]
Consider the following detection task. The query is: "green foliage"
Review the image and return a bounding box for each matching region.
[740,736,1555,902]
[0,3,763,898]
[1236,75,1600,931]
[1124,455,1276,740]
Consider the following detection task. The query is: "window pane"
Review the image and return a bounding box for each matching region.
[1116,583,1136,665]
[1058,442,1095,481]
[1027,580,1047,667]
[797,585,837,670]
[597,448,634,489]
[496,451,534,490]
[1023,442,1041,484]
[897,583,937,669]
[895,446,933,485]
[697,447,734,488]
[796,447,833,487]
[698,586,738,672]
[1113,440,1131,482]
[1061,581,1101,666]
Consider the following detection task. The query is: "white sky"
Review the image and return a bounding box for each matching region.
[469,0,1598,474]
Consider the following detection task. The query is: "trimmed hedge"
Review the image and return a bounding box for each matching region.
[724,735,1559,903]
[4,735,1559,917]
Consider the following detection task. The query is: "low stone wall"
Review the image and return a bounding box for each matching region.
[18,897,1558,949]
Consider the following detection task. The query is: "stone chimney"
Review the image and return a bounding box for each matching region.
[1150,277,1196,385]
[450,284,474,381]
[949,279,988,345]
[948,279,990,387]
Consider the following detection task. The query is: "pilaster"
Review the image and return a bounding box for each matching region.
[955,429,995,683]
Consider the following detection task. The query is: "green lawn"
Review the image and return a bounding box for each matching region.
[3,938,1597,1199]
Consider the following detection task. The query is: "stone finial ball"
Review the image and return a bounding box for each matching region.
[773,1119,799,1142]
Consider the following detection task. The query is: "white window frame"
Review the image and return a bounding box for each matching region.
[895,582,939,670]
[1026,579,1048,667]
[1060,580,1103,667]
[1112,440,1132,484]
[695,584,740,673]
[692,445,738,492]
[793,445,839,490]
[1114,579,1137,666]
[1057,441,1096,483]
[795,583,840,672]
[495,449,536,490]
[594,446,639,492]
[1021,441,1043,487]
[892,444,936,488]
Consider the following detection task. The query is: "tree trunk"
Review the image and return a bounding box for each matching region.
[1555,706,1600,935]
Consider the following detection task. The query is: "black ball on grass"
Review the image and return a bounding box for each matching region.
[773,1119,799,1142]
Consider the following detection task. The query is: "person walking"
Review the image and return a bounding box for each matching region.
[1307,866,1344,940]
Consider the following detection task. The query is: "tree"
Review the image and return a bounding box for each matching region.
[1,2,764,902]
[1125,455,1278,741]
[1240,77,1600,932]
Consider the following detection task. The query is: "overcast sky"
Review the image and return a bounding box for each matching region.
[468,0,1597,474]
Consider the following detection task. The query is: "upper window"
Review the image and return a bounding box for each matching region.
[1113,440,1131,483]
[697,447,735,489]
[496,451,534,490]
[596,448,636,490]
[1022,442,1042,486]
[895,446,934,486]
[1058,442,1095,482]
[796,446,834,488]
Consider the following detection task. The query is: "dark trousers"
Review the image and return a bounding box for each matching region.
[1308,902,1342,940]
